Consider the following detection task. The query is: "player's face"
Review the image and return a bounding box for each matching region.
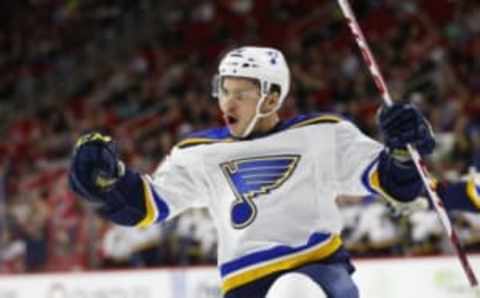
[218,77,262,137]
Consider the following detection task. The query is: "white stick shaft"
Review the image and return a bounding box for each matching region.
[338,0,393,105]
[337,0,478,287]
[406,145,452,234]
[337,0,451,234]
[338,0,450,233]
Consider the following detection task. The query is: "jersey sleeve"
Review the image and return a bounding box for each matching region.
[144,147,209,225]
[333,120,384,196]
[334,120,426,202]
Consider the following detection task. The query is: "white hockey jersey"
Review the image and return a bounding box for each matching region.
[138,114,386,293]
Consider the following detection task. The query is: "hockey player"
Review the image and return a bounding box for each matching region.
[340,170,480,215]
[69,46,435,298]
[436,169,480,213]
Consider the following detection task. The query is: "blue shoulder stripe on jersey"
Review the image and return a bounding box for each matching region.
[280,113,343,130]
[242,113,344,139]
[188,127,232,139]
[176,127,232,149]
[176,113,344,148]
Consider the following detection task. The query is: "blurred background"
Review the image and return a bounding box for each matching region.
[0,0,479,274]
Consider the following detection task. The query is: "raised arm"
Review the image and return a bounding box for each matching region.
[335,103,435,205]
[68,132,169,227]
[374,103,435,202]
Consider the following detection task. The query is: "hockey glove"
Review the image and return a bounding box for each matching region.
[378,103,435,162]
[69,132,125,204]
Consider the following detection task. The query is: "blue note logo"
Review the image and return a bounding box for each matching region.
[221,155,300,229]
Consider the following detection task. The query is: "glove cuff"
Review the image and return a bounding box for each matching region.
[390,148,412,163]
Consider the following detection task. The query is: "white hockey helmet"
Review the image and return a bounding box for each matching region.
[214,46,290,110]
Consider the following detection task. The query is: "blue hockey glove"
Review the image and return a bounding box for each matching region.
[378,103,435,161]
[69,132,125,203]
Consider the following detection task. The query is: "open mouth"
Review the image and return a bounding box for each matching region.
[224,115,238,126]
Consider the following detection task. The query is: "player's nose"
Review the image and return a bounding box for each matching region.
[221,96,238,113]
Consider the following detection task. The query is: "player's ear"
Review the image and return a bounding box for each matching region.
[262,92,280,113]
[269,91,280,104]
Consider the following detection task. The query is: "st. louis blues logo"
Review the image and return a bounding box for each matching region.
[220,155,300,229]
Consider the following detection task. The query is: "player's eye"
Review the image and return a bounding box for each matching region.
[220,88,258,101]
[237,90,252,100]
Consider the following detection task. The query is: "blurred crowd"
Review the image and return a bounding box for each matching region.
[1,0,479,273]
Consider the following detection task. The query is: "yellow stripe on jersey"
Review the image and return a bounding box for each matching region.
[291,115,342,129]
[175,138,217,149]
[221,234,342,294]
[175,138,234,149]
[135,178,158,228]
[368,169,401,203]
[466,178,480,209]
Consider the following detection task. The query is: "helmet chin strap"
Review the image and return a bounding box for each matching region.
[240,94,280,138]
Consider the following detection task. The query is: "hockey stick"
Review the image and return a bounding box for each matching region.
[337,0,479,290]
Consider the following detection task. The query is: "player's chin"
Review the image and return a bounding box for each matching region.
[228,127,243,138]
[227,123,245,138]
